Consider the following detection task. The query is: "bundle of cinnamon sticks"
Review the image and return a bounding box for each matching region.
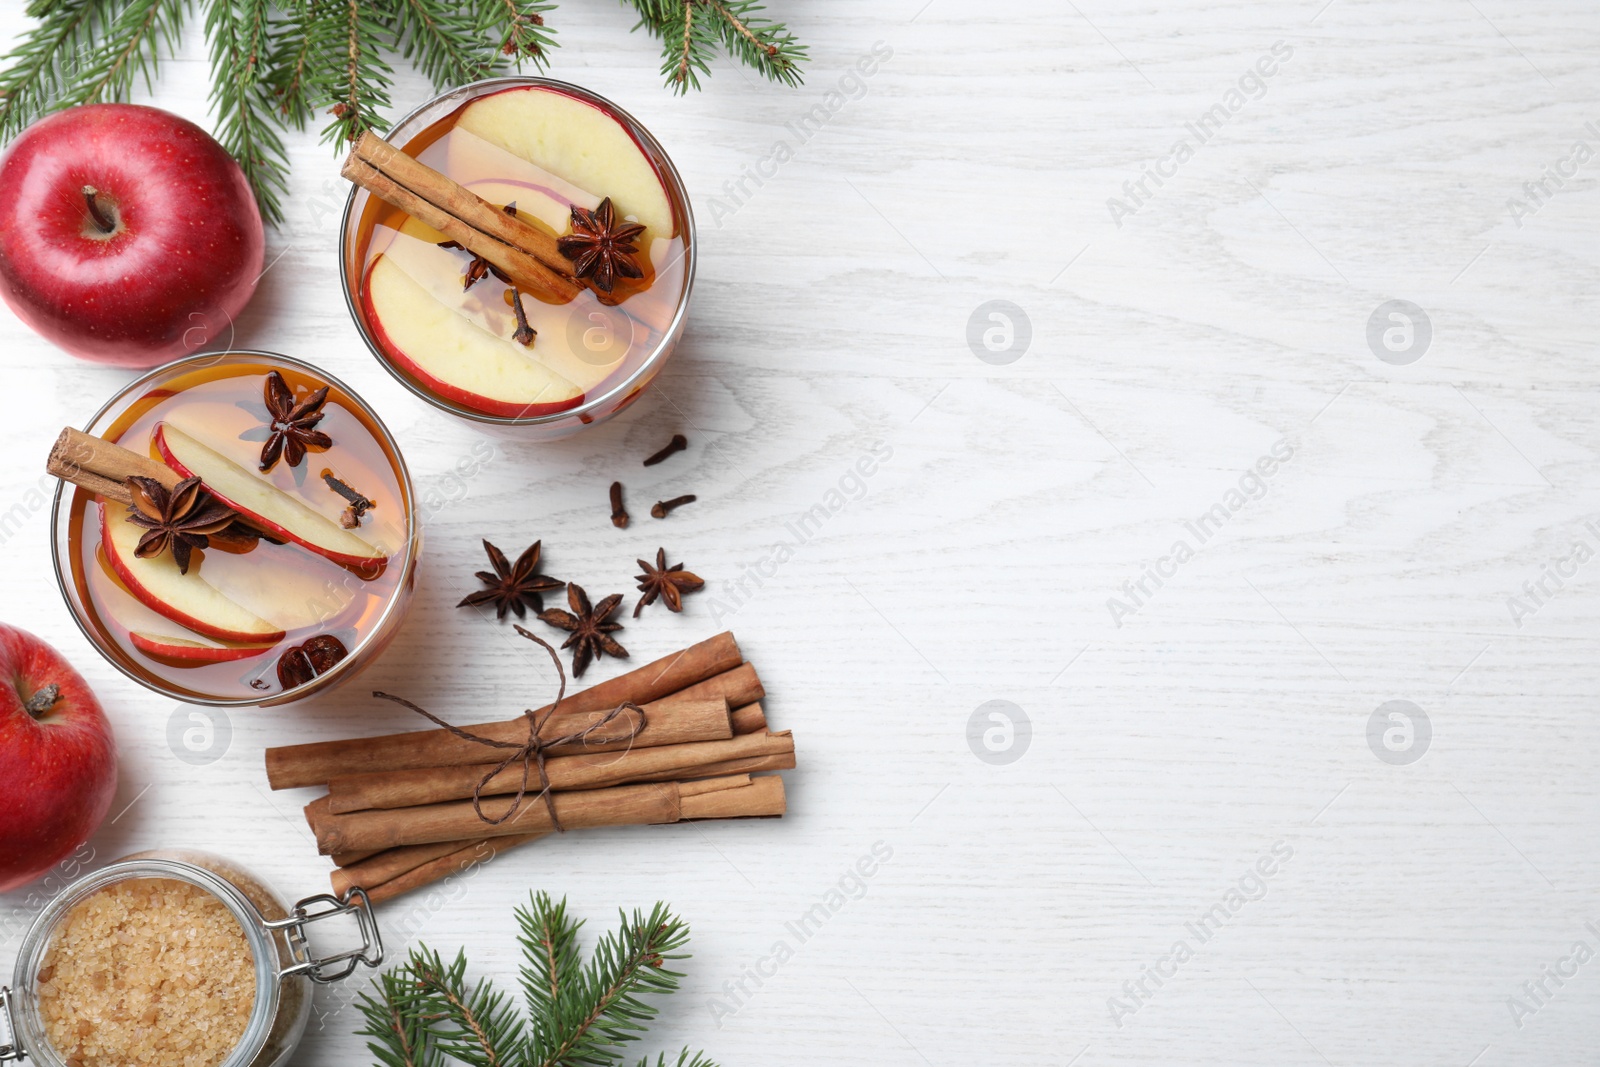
[264,632,792,903]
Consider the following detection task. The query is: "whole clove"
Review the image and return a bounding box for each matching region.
[609,481,629,528]
[650,494,696,519]
[505,287,537,346]
[322,470,376,529]
[642,434,688,467]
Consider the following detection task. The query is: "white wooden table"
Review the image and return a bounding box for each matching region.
[3,1,1599,1063]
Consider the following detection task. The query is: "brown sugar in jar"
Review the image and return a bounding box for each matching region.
[36,878,256,1067]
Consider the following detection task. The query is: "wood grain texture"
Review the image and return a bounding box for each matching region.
[1,1,1599,1064]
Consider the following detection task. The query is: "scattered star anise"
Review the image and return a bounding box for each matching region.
[457,539,564,620]
[538,583,628,678]
[556,197,645,294]
[259,370,331,472]
[633,548,704,617]
[277,635,349,689]
[124,476,236,575]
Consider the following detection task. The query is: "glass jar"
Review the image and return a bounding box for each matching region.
[0,851,382,1067]
[49,350,422,708]
[339,76,698,438]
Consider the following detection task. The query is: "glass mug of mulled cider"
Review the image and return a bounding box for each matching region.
[49,351,420,707]
[339,77,696,437]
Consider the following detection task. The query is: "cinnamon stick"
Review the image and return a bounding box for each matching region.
[343,132,581,304]
[330,833,547,898]
[339,775,787,902]
[325,698,766,866]
[265,633,745,789]
[48,427,184,506]
[326,729,794,813]
[730,701,767,735]
[313,779,684,855]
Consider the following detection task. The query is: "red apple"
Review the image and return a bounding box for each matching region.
[0,624,117,892]
[0,103,264,368]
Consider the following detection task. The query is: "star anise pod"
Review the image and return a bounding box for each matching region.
[457,539,564,620]
[633,547,704,618]
[124,476,236,575]
[537,583,628,678]
[259,370,332,472]
[556,197,645,294]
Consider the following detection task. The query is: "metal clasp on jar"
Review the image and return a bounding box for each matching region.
[0,986,18,1063]
[266,886,384,983]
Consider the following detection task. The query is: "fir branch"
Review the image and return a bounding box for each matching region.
[357,967,449,1067]
[543,903,692,1066]
[519,891,587,1052]
[205,0,289,223]
[408,946,528,1067]
[262,0,323,128]
[638,0,716,96]
[386,0,496,90]
[635,1052,718,1067]
[0,0,113,139]
[65,0,186,106]
[704,0,803,87]
[309,0,394,146]
[473,0,557,68]
[356,894,710,1067]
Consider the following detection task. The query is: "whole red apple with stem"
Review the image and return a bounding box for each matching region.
[0,103,264,368]
[0,624,117,892]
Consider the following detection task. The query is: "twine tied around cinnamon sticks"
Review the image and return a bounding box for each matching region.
[371,626,645,831]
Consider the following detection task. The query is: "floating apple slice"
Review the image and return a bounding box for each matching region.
[455,85,675,242]
[447,127,600,234]
[362,252,586,418]
[379,216,627,386]
[129,631,270,664]
[154,423,387,572]
[101,505,285,645]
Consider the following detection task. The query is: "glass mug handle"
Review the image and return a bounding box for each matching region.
[265,886,385,984]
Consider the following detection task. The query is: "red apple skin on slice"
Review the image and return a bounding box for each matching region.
[129,631,270,664]
[100,505,286,645]
[359,257,585,420]
[154,423,387,572]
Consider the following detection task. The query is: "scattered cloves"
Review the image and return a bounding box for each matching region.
[650,494,696,519]
[642,434,687,467]
[609,481,629,528]
[322,470,375,529]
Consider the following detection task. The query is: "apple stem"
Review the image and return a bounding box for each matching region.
[81,186,117,234]
[23,683,60,717]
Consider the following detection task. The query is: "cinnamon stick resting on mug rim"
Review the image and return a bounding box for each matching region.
[342,131,581,304]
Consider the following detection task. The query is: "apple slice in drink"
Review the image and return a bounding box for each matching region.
[154,423,387,572]
[363,248,598,419]
[373,215,630,390]
[101,505,285,645]
[129,631,270,664]
[446,128,600,234]
[455,85,675,242]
